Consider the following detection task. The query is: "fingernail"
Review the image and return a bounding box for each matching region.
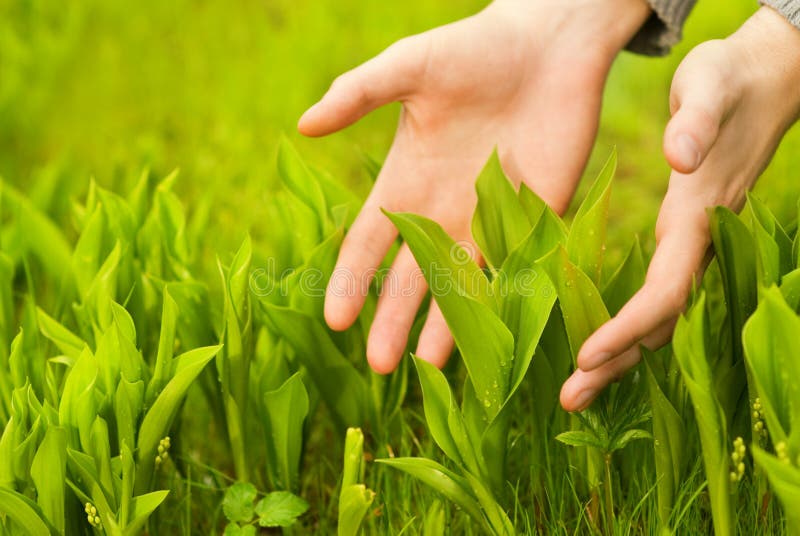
[677,134,701,170]
[581,351,611,371]
[572,389,596,412]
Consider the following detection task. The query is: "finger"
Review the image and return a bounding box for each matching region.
[664,52,738,174]
[298,37,425,137]
[325,196,398,331]
[415,299,455,369]
[366,245,428,374]
[560,347,641,412]
[576,199,710,372]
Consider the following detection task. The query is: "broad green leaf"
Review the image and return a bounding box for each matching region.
[0,487,53,536]
[58,347,98,448]
[135,345,220,492]
[567,150,616,283]
[30,427,66,534]
[376,457,486,529]
[672,294,733,536]
[277,136,330,235]
[495,215,561,397]
[752,448,800,529]
[643,349,685,527]
[412,357,462,466]
[779,268,800,311]
[285,228,342,320]
[0,181,73,287]
[124,490,170,536]
[36,308,86,360]
[386,212,513,419]
[120,442,134,528]
[263,373,309,491]
[463,472,514,536]
[337,484,375,536]
[518,184,567,244]
[601,237,645,317]
[471,150,530,268]
[742,287,800,448]
[260,304,367,428]
[386,211,491,305]
[255,491,309,527]
[147,287,179,404]
[538,245,610,359]
[222,482,257,523]
[746,193,793,276]
[709,207,757,364]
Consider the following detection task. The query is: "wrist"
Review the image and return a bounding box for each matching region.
[730,6,800,113]
[488,0,651,61]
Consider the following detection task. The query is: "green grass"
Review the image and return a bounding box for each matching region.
[2,1,800,535]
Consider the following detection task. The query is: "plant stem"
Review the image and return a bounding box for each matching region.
[604,452,614,534]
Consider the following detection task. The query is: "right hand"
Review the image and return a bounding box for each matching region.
[299,0,652,374]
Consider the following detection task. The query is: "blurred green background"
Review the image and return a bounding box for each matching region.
[1,0,798,262]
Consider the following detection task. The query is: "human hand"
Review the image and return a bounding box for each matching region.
[561,6,800,412]
[299,0,651,374]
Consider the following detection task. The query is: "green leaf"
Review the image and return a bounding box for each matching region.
[255,491,309,527]
[260,304,367,428]
[609,429,652,451]
[36,308,86,360]
[555,430,604,450]
[222,482,258,523]
[376,457,486,530]
[412,357,463,466]
[29,427,66,533]
[643,349,686,527]
[0,181,74,288]
[135,345,220,492]
[341,428,365,489]
[752,447,800,529]
[779,268,800,311]
[124,490,169,535]
[224,523,257,536]
[601,237,645,317]
[277,136,330,235]
[471,150,530,268]
[337,484,375,536]
[494,207,562,398]
[672,294,733,536]
[567,149,616,283]
[709,207,757,364]
[538,245,609,359]
[0,487,53,536]
[262,373,309,491]
[518,184,567,244]
[743,287,800,448]
[386,212,513,419]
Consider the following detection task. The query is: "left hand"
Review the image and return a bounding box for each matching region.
[561,6,800,412]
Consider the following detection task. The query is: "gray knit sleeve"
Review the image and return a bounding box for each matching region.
[761,1,800,28]
[626,0,698,56]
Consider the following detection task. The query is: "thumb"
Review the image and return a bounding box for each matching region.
[298,36,425,137]
[663,47,738,174]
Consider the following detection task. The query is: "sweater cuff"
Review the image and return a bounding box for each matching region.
[626,0,698,56]
[761,0,800,29]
